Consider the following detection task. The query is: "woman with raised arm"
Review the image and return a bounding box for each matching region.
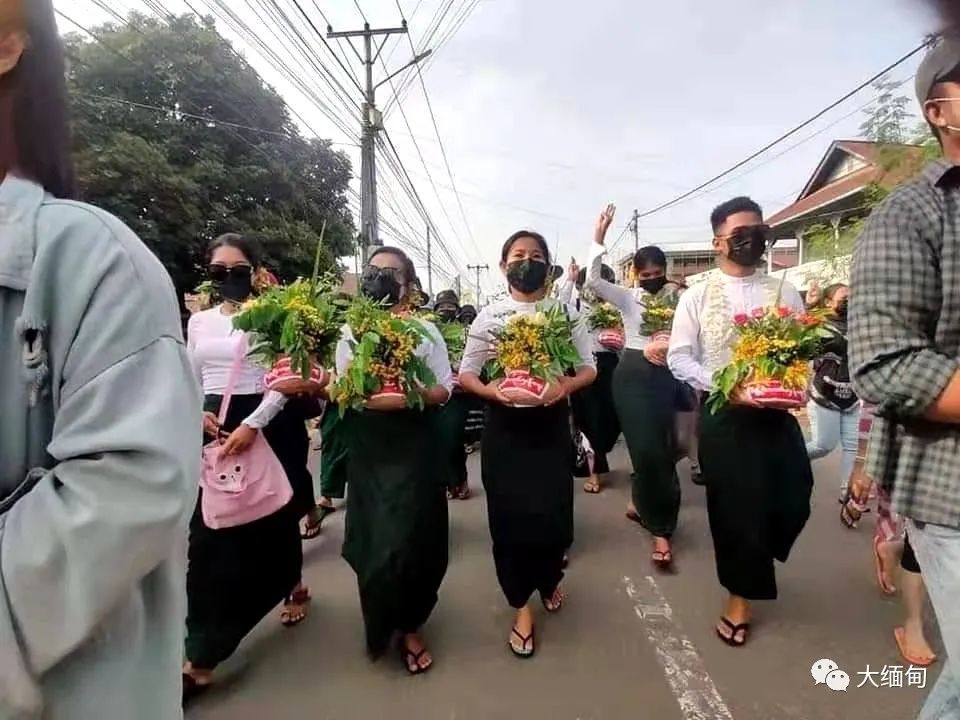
[337,246,453,675]
[459,231,596,658]
[586,205,684,569]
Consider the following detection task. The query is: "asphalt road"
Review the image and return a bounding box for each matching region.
[187,440,935,720]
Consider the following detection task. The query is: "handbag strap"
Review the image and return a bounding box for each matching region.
[217,332,247,426]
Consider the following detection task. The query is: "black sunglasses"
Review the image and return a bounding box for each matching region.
[208,264,253,283]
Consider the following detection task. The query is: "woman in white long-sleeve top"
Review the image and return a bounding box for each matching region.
[667,196,813,648]
[0,4,199,717]
[336,246,453,675]
[459,230,596,659]
[183,234,316,700]
[557,262,622,493]
[585,205,683,569]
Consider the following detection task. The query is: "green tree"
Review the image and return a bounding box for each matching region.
[65,13,355,304]
[859,76,912,144]
[801,76,941,280]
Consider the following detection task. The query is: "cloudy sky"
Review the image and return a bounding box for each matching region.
[55,0,941,297]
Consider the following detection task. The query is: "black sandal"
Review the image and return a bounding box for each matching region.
[401,646,433,675]
[716,617,750,647]
[317,503,336,521]
[509,627,536,658]
[301,519,322,540]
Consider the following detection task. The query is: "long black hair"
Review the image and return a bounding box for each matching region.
[369,245,417,285]
[500,230,551,264]
[207,233,263,267]
[1,0,76,198]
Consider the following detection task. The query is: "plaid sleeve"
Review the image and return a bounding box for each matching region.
[849,196,960,418]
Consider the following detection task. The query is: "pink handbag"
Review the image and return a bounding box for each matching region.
[200,336,292,529]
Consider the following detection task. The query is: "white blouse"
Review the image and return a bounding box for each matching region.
[557,280,611,355]
[186,306,286,429]
[583,242,657,351]
[459,296,596,377]
[667,271,805,393]
[334,317,455,399]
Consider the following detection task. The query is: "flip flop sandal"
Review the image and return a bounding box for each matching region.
[457,485,472,500]
[317,504,336,521]
[625,509,643,524]
[401,646,433,675]
[542,587,565,613]
[583,479,601,494]
[894,627,937,667]
[651,549,673,570]
[509,627,535,658]
[873,536,898,596]
[280,587,311,627]
[716,617,750,647]
[301,521,322,540]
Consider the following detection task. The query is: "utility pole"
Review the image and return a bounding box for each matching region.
[327,21,432,262]
[426,224,432,295]
[631,209,640,252]
[467,264,488,307]
[453,276,462,298]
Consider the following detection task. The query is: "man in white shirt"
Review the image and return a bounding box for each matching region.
[667,197,813,648]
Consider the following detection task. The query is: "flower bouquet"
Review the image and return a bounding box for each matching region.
[587,302,625,352]
[640,293,678,343]
[485,303,582,406]
[330,295,437,413]
[706,305,830,413]
[232,276,343,393]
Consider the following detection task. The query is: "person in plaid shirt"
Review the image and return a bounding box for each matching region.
[850,33,960,719]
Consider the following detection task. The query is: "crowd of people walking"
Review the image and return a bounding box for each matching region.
[4,2,960,718]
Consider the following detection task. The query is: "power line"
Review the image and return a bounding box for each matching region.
[633,39,932,221]
[400,17,481,258]
[74,90,360,145]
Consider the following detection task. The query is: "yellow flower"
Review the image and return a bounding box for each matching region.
[782,361,809,389]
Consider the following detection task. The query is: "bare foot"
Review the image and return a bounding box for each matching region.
[583,475,602,493]
[876,538,902,595]
[402,632,433,673]
[182,662,213,686]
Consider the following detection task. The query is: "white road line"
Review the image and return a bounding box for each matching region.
[623,575,735,720]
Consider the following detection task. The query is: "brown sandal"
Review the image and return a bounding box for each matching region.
[280,586,311,627]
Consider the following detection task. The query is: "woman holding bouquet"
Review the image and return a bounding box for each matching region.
[459,231,596,658]
[335,247,453,674]
[586,205,684,569]
[184,234,314,698]
[667,197,812,647]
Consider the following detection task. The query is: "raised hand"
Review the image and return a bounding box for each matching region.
[567,257,580,282]
[595,203,616,246]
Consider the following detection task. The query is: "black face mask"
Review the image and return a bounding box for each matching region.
[436,306,458,322]
[639,276,668,295]
[360,266,403,305]
[835,298,849,320]
[506,259,549,293]
[209,265,253,303]
[725,225,770,268]
[459,314,476,326]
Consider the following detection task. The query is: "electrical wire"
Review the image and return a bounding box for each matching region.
[633,40,933,220]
